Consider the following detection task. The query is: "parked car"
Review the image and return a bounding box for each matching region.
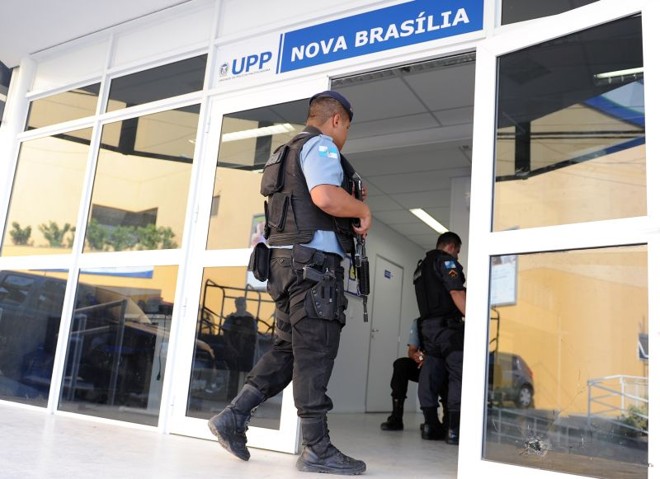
[0,270,214,406]
[488,351,535,408]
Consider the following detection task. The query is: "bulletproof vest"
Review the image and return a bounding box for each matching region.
[260,126,356,254]
[413,249,461,320]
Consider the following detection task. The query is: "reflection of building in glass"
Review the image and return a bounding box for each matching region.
[494,17,645,231]
[486,246,648,477]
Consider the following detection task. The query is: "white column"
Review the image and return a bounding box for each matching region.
[0,57,36,242]
[449,175,471,276]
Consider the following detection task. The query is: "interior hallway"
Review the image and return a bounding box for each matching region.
[0,403,458,478]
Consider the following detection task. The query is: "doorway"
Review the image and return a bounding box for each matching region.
[331,53,475,413]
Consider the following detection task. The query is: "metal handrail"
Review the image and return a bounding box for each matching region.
[587,374,648,434]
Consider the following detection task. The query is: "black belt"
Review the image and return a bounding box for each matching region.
[270,245,343,267]
[422,315,463,325]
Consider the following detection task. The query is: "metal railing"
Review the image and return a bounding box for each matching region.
[587,374,648,435]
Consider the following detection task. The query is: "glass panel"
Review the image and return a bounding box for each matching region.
[0,269,68,406]
[106,55,206,112]
[1,61,12,125]
[188,266,279,429]
[484,246,648,479]
[25,83,100,130]
[84,106,199,252]
[206,100,307,249]
[501,0,598,25]
[493,16,645,231]
[58,265,178,426]
[2,128,93,256]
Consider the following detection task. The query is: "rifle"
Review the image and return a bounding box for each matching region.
[352,175,370,322]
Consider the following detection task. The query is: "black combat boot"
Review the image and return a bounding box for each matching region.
[380,398,404,431]
[421,407,446,440]
[296,417,367,475]
[446,411,460,445]
[207,383,266,461]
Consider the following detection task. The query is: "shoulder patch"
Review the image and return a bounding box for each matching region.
[444,260,457,269]
[317,143,339,160]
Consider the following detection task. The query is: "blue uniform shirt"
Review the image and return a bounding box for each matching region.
[299,133,346,257]
[408,318,420,349]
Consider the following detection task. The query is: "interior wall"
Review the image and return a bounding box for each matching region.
[328,218,426,413]
[450,176,471,276]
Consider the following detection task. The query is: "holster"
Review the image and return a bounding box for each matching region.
[248,242,271,282]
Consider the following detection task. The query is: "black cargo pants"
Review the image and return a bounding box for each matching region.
[420,317,464,413]
[246,244,347,419]
[390,357,420,400]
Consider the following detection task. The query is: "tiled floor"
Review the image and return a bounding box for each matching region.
[0,403,458,478]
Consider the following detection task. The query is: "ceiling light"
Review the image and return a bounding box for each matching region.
[410,208,447,233]
[593,67,643,86]
[594,67,643,79]
[222,123,296,142]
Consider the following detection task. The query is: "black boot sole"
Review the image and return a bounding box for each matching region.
[380,422,403,431]
[296,460,367,475]
[208,414,250,461]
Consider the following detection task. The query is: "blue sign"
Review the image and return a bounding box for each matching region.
[278,0,483,73]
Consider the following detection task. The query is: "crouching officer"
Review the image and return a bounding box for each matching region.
[414,232,466,445]
[208,90,371,475]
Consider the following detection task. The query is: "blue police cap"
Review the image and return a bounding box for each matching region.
[310,90,353,122]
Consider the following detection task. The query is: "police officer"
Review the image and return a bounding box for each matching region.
[208,91,371,475]
[414,232,466,445]
[380,318,423,431]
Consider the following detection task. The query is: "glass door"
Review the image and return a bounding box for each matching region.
[168,82,328,453]
[461,1,659,478]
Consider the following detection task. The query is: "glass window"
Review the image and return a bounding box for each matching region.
[106,55,206,112]
[484,246,648,479]
[1,61,12,125]
[58,265,178,426]
[84,106,199,252]
[493,16,644,231]
[25,83,100,130]
[501,0,599,25]
[0,269,68,407]
[2,128,93,256]
[206,100,307,250]
[188,266,279,429]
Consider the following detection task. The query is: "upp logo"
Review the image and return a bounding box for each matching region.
[221,51,273,78]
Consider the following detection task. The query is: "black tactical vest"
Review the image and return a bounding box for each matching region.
[414,249,462,320]
[260,126,356,254]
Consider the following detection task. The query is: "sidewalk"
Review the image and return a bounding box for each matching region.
[0,403,458,478]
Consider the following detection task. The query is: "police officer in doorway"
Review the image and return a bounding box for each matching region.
[414,232,466,445]
[208,91,371,475]
[380,317,448,436]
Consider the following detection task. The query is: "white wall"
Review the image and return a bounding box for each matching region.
[328,175,472,414]
[328,218,426,413]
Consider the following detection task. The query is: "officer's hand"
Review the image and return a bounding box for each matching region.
[353,210,372,236]
[414,351,425,368]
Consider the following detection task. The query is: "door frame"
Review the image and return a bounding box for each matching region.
[366,254,404,412]
[166,79,329,454]
[459,1,660,478]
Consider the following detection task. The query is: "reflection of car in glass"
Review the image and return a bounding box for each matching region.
[0,270,213,406]
[488,351,535,408]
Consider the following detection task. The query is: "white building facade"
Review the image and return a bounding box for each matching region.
[0,1,658,478]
